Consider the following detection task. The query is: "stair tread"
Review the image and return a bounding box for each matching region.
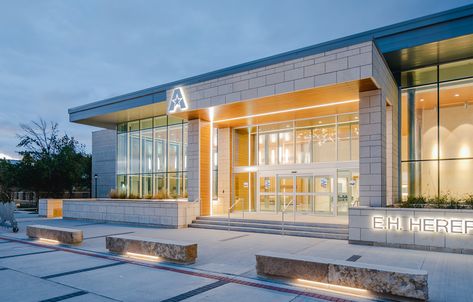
[193,218,348,229]
[188,223,348,239]
[192,220,347,233]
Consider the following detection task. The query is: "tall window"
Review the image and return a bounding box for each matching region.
[401,58,473,200]
[116,116,188,198]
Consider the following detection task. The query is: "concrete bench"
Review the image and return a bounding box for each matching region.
[26,225,83,244]
[256,251,428,301]
[106,235,197,264]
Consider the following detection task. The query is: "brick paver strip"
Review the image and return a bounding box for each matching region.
[0,235,355,302]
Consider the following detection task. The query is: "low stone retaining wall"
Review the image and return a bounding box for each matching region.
[256,251,428,300]
[63,199,199,228]
[106,235,197,263]
[349,207,473,254]
[27,225,83,244]
[39,199,63,218]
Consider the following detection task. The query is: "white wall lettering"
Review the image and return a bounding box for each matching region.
[372,216,473,234]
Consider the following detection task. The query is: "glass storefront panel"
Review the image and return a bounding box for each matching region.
[295,129,311,164]
[260,176,275,193]
[313,125,336,162]
[168,172,179,198]
[350,123,359,160]
[401,84,438,161]
[128,175,140,198]
[313,195,332,213]
[168,124,182,172]
[142,174,153,197]
[154,127,166,172]
[154,173,166,198]
[233,173,249,212]
[234,128,250,166]
[141,129,153,174]
[183,124,188,171]
[117,175,126,195]
[260,195,276,212]
[439,78,473,159]
[129,132,140,174]
[117,133,127,174]
[278,131,294,164]
[439,58,473,82]
[181,172,188,199]
[337,124,351,161]
[401,161,438,200]
[337,170,359,214]
[296,195,312,212]
[315,176,331,193]
[439,159,473,198]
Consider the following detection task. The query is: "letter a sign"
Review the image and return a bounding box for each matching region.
[168,88,188,113]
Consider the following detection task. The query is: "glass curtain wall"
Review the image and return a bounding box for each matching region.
[236,113,359,168]
[401,58,473,200]
[232,113,359,213]
[117,116,188,198]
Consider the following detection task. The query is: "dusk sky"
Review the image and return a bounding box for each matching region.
[0,0,471,159]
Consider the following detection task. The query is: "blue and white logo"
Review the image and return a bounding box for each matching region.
[168,88,188,113]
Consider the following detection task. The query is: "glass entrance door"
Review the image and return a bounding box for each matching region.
[266,174,334,214]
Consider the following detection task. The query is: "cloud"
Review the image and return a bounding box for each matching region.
[0,0,470,156]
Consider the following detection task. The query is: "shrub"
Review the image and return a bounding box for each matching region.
[127,193,140,199]
[109,189,118,199]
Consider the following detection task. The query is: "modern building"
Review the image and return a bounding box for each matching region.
[69,4,473,220]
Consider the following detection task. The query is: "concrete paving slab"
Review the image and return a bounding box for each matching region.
[51,263,215,302]
[183,283,302,302]
[0,242,51,258]
[0,250,115,278]
[7,216,473,302]
[61,293,116,301]
[0,269,78,302]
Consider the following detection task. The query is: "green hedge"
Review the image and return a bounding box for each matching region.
[397,194,473,209]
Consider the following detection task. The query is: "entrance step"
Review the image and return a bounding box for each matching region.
[189,217,348,240]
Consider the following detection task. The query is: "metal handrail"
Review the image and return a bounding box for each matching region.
[281,199,295,235]
[227,198,243,230]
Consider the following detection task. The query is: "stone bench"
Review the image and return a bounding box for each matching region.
[256,251,428,301]
[106,235,197,264]
[26,225,83,244]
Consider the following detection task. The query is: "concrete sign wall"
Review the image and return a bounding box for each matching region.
[349,207,473,254]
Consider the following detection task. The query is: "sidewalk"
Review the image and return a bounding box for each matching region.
[1,212,472,301]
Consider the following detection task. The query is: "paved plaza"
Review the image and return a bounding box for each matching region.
[0,212,472,301]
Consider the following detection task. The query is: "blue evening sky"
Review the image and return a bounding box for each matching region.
[0,0,471,159]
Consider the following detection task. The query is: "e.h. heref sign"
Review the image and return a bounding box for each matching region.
[372,216,473,234]
[348,207,473,254]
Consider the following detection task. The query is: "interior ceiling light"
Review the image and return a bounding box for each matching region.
[454,94,460,97]
[420,98,424,102]
[214,99,359,123]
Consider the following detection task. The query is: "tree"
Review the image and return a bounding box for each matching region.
[0,159,16,198]
[14,119,91,205]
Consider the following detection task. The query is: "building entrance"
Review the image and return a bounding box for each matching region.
[259,172,335,215]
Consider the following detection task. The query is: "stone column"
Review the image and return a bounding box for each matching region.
[359,90,386,207]
[92,129,117,198]
[187,119,211,216]
[216,128,232,215]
